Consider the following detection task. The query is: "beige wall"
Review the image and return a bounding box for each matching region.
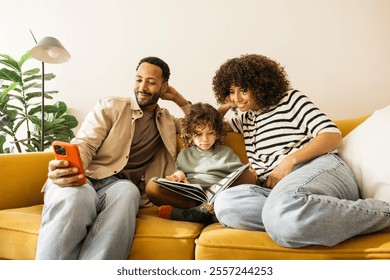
[2,0,390,132]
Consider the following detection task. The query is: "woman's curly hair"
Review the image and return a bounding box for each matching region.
[180,102,226,148]
[212,54,291,112]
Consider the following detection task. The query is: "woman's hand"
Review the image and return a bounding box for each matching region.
[266,132,342,188]
[266,156,295,188]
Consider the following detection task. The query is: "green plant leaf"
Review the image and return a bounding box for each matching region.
[0,86,10,102]
[5,109,19,120]
[25,91,42,101]
[23,82,40,91]
[0,134,6,153]
[0,126,14,136]
[0,59,21,72]
[61,115,78,128]
[55,101,68,115]
[0,54,17,62]
[44,73,56,81]
[0,68,22,84]
[19,51,31,67]
[0,54,21,72]
[1,52,78,153]
[44,90,59,95]
[27,103,44,115]
[2,82,17,95]
[23,68,40,77]
[14,118,27,131]
[29,115,41,126]
[23,74,42,83]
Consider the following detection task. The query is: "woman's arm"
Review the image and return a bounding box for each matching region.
[218,101,237,132]
[266,132,342,188]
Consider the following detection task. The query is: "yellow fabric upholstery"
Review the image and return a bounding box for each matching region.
[130,207,204,260]
[0,152,53,210]
[195,224,390,260]
[0,205,42,260]
[1,114,390,260]
[333,115,371,137]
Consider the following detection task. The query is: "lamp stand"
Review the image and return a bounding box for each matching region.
[30,30,71,151]
[41,61,45,151]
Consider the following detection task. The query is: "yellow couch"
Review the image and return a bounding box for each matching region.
[1,115,390,260]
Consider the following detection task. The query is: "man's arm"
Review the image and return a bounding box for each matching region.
[161,85,190,107]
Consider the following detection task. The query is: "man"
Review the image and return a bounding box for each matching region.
[36,57,191,259]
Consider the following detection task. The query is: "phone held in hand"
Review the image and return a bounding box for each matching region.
[52,140,86,185]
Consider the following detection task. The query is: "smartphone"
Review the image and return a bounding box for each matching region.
[52,140,86,185]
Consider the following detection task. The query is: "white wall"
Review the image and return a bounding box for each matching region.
[2,0,390,133]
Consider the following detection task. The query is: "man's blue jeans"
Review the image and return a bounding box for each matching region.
[214,154,390,248]
[36,176,140,259]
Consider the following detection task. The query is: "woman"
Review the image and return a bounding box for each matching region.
[212,54,390,248]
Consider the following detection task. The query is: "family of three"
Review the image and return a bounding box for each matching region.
[36,54,390,260]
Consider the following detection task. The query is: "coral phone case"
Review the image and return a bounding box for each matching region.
[52,140,86,185]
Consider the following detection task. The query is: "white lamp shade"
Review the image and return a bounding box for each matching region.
[30,37,71,64]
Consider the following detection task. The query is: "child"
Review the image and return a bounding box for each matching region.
[145,102,256,223]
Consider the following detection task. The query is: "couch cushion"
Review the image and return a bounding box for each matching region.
[0,205,204,260]
[0,205,42,260]
[0,152,53,210]
[339,105,390,202]
[195,223,390,260]
[130,206,204,260]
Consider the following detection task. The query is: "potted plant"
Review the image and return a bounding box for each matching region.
[0,51,78,153]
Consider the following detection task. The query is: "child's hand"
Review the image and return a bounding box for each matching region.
[166,171,189,183]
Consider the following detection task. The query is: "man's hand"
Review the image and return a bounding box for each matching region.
[161,85,189,107]
[47,159,85,187]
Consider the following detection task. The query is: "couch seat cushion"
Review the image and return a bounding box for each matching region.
[0,205,204,260]
[0,205,42,260]
[195,223,390,260]
[130,206,204,260]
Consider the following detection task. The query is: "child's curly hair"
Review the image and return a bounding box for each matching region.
[180,102,226,148]
[212,54,291,112]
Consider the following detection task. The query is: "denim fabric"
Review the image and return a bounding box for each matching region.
[214,154,390,248]
[36,176,140,259]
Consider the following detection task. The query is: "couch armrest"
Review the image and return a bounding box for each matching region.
[0,152,54,210]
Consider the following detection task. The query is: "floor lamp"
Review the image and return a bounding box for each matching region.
[30,31,71,151]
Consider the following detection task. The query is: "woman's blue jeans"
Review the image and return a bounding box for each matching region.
[214,154,390,248]
[36,176,140,259]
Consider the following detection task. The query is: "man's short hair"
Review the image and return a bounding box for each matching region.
[136,57,171,82]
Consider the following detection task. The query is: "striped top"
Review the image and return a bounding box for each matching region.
[228,90,340,181]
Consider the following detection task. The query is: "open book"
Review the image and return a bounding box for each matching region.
[152,163,251,205]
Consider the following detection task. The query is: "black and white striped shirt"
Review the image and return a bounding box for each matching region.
[228,90,340,180]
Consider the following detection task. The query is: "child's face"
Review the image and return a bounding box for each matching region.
[229,85,260,112]
[192,123,217,151]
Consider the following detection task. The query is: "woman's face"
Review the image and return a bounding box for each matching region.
[229,86,260,112]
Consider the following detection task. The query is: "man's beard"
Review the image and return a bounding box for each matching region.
[134,90,161,108]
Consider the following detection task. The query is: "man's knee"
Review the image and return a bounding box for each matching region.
[45,184,97,208]
[108,181,141,206]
